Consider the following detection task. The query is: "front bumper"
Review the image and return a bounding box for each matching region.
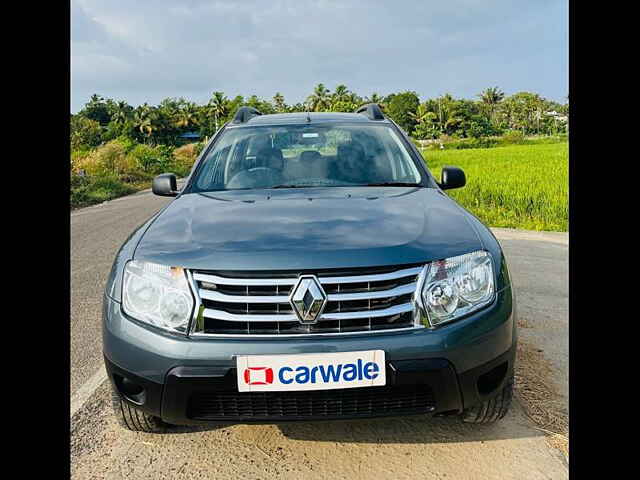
[103,285,516,424]
[105,345,514,425]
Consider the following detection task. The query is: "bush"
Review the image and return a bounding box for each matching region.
[128,144,175,174]
[464,115,496,140]
[173,142,202,172]
[118,170,155,184]
[70,149,92,174]
[501,130,526,145]
[71,115,102,150]
[70,171,89,190]
[70,173,137,209]
[422,136,497,151]
[115,135,138,153]
[75,140,137,176]
[70,139,201,210]
[128,144,159,171]
[453,138,499,150]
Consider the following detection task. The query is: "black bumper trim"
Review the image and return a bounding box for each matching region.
[104,355,164,418]
[160,359,463,425]
[457,344,516,410]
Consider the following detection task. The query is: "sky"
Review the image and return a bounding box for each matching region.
[71,0,568,113]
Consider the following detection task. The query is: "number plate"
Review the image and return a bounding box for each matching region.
[236,350,386,392]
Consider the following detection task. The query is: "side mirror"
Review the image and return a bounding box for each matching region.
[440,166,466,190]
[152,173,179,196]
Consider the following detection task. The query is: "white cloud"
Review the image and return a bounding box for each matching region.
[71,0,568,111]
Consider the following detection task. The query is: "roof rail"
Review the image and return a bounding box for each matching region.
[231,106,262,124]
[355,103,385,121]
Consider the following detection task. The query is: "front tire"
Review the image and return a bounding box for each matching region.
[461,375,514,424]
[110,385,167,433]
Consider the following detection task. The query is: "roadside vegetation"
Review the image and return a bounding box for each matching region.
[70,139,203,209]
[71,85,569,227]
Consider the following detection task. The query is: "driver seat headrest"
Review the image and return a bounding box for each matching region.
[338,144,365,165]
[299,150,322,163]
[255,147,284,170]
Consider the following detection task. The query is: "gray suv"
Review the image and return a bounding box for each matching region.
[103,104,516,432]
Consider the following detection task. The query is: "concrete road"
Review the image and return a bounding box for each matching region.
[70,191,568,479]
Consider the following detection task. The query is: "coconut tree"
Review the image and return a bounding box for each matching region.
[111,101,132,126]
[306,83,331,111]
[208,91,229,131]
[362,93,387,111]
[332,85,350,103]
[365,92,384,104]
[175,102,200,130]
[479,86,505,105]
[133,104,156,142]
[79,94,113,126]
[330,100,358,113]
[273,92,286,112]
[410,104,439,139]
[409,103,430,124]
[478,87,505,125]
[498,92,545,134]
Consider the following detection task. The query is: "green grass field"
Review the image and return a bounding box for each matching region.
[421,143,568,231]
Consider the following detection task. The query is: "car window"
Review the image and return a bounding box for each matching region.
[190,123,422,192]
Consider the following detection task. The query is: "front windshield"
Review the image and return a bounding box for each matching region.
[189,123,422,192]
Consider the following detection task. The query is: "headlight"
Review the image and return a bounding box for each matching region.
[419,250,494,326]
[122,260,194,334]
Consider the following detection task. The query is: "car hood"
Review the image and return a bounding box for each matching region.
[134,187,483,270]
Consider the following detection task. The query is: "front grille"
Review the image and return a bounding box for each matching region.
[187,384,436,420]
[190,264,424,336]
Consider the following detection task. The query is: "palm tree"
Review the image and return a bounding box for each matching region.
[133,104,156,142]
[273,92,286,112]
[409,104,431,124]
[332,85,350,103]
[208,91,229,131]
[175,102,199,130]
[423,94,462,136]
[112,101,131,125]
[347,92,362,108]
[478,87,505,125]
[410,104,439,139]
[479,86,504,105]
[363,93,387,110]
[306,83,331,111]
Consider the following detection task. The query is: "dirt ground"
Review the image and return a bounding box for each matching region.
[71,381,567,480]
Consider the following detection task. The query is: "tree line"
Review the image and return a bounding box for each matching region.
[71,84,568,150]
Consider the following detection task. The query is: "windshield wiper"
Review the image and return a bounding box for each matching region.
[358,182,420,187]
[270,184,314,189]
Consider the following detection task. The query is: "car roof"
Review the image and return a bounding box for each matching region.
[231,111,391,127]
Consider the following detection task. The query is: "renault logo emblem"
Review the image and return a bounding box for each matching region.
[289,275,328,324]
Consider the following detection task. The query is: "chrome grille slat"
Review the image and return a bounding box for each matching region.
[200,290,290,304]
[192,266,422,287]
[193,273,297,286]
[202,303,414,323]
[191,265,424,336]
[198,282,417,303]
[203,309,298,323]
[329,283,416,301]
[318,266,422,284]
